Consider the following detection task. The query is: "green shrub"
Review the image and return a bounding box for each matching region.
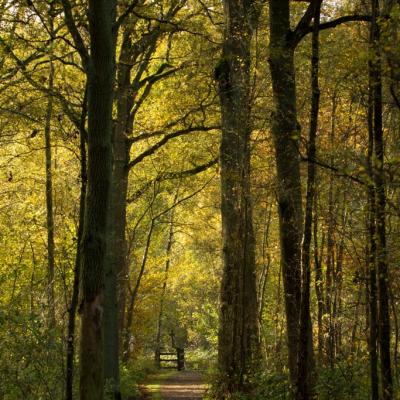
[120,357,158,399]
[316,359,370,400]
[185,348,217,371]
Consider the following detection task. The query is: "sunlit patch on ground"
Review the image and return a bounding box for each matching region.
[143,371,207,400]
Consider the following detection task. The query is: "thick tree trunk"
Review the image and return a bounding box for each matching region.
[79,1,117,399]
[104,214,121,400]
[268,0,303,386]
[111,27,135,340]
[103,30,133,399]
[216,0,261,394]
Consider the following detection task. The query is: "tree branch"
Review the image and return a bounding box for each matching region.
[290,0,320,47]
[127,157,218,203]
[153,175,215,220]
[113,0,139,33]
[301,156,366,185]
[60,0,89,70]
[0,36,82,129]
[130,64,185,118]
[297,15,371,42]
[127,126,219,170]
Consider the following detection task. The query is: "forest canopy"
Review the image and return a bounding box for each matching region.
[0,0,400,400]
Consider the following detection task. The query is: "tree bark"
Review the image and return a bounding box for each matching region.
[367,25,379,397]
[103,32,133,396]
[258,205,272,326]
[296,2,321,398]
[66,95,87,400]
[110,26,135,342]
[44,58,56,330]
[325,96,337,367]
[79,1,117,399]
[268,0,303,386]
[314,205,325,362]
[370,1,393,398]
[333,227,344,356]
[216,0,261,394]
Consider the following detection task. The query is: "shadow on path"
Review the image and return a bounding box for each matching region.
[142,371,207,400]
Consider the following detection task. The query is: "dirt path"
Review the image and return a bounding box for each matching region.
[142,371,207,400]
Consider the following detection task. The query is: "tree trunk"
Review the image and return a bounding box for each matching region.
[44,4,57,329]
[66,97,88,400]
[370,1,393,398]
[44,58,56,330]
[258,204,272,326]
[216,0,261,394]
[155,188,179,358]
[103,30,133,399]
[367,28,379,398]
[325,96,337,367]
[314,205,325,362]
[155,213,175,357]
[333,229,344,356]
[79,1,117,399]
[296,2,321,398]
[367,192,379,400]
[111,26,135,341]
[268,0,303,386]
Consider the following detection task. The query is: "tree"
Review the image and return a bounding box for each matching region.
[297,1,322,398]
[370,0,393,397]
[268,0,310,388]
[61,0,117,398]
[215,0,262,395]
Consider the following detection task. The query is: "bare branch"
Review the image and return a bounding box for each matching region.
[127,126,219,170]
[297,14,371,43]
[301,156,366,185]
[127,157,218,204]
[153,175,216,220]
[290,0,320,47]
[60,0,89,69]
[130,64,185,118]
[113,0,139,33]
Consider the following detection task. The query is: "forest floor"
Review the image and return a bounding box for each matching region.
[140,370,207,400]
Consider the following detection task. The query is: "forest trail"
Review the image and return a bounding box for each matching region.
[142,371,207,400]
